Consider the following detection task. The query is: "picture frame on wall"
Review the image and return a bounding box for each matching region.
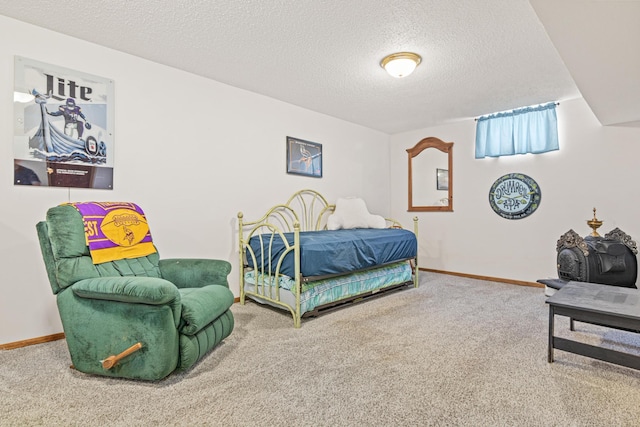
[286,136,322,178]
[437,168,449,190]
[13,56,115,189]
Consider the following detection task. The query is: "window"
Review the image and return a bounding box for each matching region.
[475,103,558,159]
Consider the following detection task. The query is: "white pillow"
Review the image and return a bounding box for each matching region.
[327,197,386,230]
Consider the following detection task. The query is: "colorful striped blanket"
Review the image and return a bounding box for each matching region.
[69,202,157,264]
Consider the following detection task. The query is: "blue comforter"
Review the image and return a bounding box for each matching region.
[247,228,417,278]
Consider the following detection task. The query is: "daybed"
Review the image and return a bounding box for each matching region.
[237,189,418,327]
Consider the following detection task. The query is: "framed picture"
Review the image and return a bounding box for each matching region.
[13,56,115,189]
[437,168,449,190]
[286,136,322,178]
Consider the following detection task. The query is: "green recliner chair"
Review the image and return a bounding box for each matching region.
[36,204,234,381]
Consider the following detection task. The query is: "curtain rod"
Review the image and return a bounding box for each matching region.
[474,102,560,121]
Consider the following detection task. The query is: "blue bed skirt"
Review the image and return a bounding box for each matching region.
[247,228,417,278]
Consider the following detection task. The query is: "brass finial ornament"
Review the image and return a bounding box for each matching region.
[587,207,603,237]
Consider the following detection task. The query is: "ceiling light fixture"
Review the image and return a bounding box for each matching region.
[380,52,422,78]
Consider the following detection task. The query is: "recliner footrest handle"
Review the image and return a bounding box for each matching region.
[101,342,143,370]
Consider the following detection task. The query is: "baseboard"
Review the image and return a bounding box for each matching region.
[420,267,543,288]
[3,277,537,350]
[0,332,65,350]
[6,299,243,350]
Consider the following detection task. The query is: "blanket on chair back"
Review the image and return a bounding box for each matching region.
[68,201,156,264]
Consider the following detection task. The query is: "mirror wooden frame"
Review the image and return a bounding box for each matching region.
[407,137,454,212]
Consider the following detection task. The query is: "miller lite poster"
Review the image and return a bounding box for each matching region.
[13,56,114,189]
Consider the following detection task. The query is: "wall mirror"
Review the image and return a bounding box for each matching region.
[407,137,453,212]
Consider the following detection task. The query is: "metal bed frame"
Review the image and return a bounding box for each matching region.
[237,189,418,327]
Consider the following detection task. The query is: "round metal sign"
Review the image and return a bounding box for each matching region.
[488,173,541,220]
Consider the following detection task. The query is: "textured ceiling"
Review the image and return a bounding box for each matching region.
[530,0,640,128]
[1,0,625,134]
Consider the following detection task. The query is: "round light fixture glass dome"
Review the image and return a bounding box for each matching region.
[380,52,422,78]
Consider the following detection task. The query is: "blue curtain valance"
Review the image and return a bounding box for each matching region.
[475,103,559,159]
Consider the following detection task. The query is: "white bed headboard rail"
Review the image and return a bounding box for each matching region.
[237,189,334,233]
[285,189,334,231]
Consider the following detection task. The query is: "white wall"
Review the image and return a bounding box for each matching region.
[7,16,640,347]
[0,15,390,345]
[390,97,640,284]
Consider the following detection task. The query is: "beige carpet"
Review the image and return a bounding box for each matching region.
[2,272,640,426]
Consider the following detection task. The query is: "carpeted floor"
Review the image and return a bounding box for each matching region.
[1,272,640,426]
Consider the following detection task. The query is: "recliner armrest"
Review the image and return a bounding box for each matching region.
[159,258,232,289]
[178,285,234,335]
[72,276,180,306]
